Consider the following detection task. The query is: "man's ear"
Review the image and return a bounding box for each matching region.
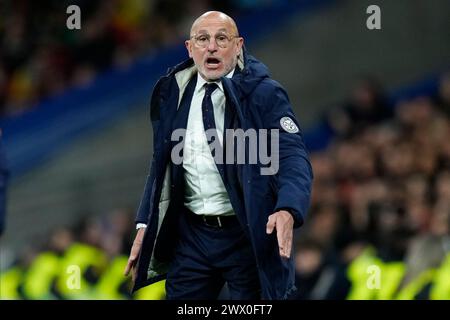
[236,37,244,57]
[185,40,193,58]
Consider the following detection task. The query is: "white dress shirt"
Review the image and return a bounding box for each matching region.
[183,70,235,216]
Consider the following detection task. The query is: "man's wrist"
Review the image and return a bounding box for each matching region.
[276,207,295,220]
[277,207,293,215]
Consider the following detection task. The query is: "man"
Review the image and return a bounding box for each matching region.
[124,11,313,300]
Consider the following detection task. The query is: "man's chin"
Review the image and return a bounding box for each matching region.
[201,69,225,81]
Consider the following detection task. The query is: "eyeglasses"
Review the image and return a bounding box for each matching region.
[190,33,239,48]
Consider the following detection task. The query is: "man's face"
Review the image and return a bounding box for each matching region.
[186,15,243,81]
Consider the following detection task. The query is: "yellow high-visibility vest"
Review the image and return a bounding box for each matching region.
[133,280,166,300]
[430,253,450,300]
[21,252,61,299]
[346,247,381,300]
[395,269,435,300]
[56,243,107,299]
[95,256,131,300]
[346,247,406,300]
[0,267,23,300]
[377,262,405,300]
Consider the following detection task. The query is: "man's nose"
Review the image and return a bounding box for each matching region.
[207,39,218,52]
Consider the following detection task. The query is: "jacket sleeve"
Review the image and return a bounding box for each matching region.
[135,162,157,224]
[261,82,313,228]
[135,85,162,225]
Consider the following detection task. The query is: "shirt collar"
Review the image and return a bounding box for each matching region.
[195,68,235,93]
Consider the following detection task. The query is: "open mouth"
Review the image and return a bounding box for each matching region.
[205,57,221,68]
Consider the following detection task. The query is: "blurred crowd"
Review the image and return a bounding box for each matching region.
[0,208,145,299]
[291,73,450,299]
[0,0,267,117]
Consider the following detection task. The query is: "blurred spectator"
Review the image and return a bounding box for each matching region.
[435,72,450,117]
[73,215,103,248]
[46,226,75,255]
[290,237,350,300]
[398,235,447,299]
[327,76,393,139]
[100,208,135,257]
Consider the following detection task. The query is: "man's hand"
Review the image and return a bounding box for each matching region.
[124,228,145,282]
[266,210,294,258]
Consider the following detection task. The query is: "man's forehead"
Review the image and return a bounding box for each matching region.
[191,14,237,35]
[195,27,229,35]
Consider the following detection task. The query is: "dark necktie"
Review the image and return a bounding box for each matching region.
[202,83,219,134]
[202,82,227,180]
